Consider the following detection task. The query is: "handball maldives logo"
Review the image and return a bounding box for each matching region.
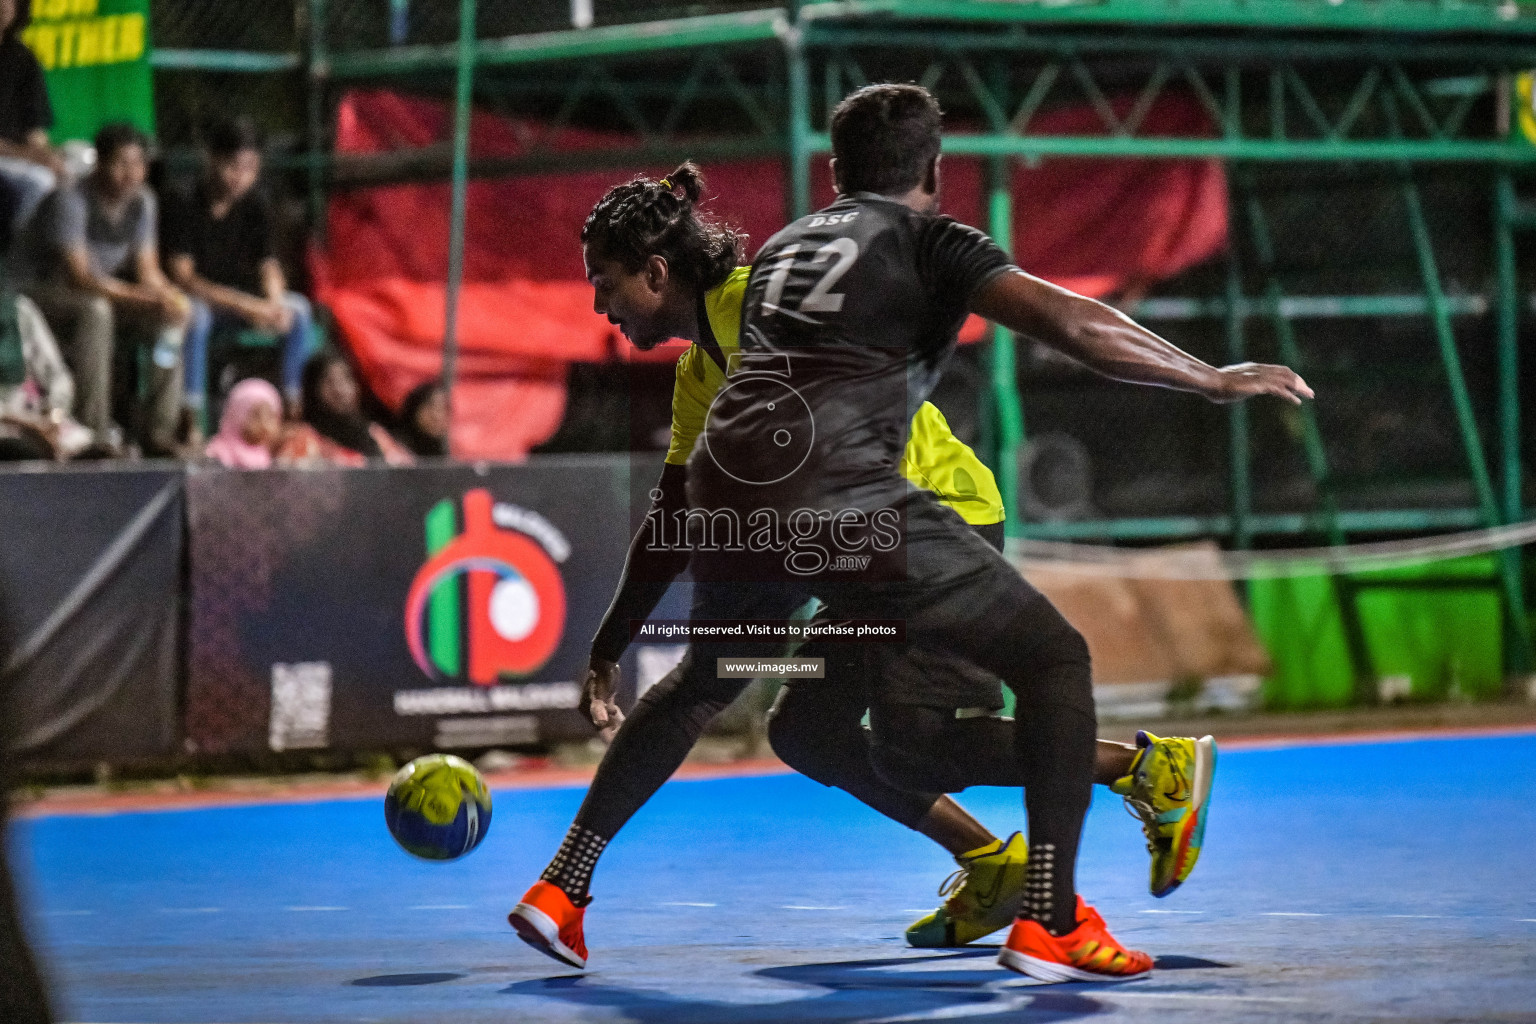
[404,489,569,685]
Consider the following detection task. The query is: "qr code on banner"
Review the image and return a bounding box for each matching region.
[269,662,332,752]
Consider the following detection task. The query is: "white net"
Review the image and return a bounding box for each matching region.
[1006,520,1536,581]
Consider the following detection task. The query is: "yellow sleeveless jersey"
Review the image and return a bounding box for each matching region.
[666,266,1004,527]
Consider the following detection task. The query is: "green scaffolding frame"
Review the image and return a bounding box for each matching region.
[151,0,1536,681]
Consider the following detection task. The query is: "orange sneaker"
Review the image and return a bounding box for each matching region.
[997,897,1153,983]
[509,880,588,969]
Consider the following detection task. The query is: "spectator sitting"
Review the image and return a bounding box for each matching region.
[14,122,189,456]
[163,116,313,419]
[0,289,60,459]
[0,290,95,459]
[279,351,411,466]
[394,380,449,458]
[0,0,61,234]
[204,376,282,469]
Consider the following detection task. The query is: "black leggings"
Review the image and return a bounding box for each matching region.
[573,591,1091,846]
[566,494,1096,931]
[571,652,1022,841]
[570,650,750,839]
[769,686,1025,830]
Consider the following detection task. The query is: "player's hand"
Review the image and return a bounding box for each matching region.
[1207,362,1314,405]
[579,656,624,741]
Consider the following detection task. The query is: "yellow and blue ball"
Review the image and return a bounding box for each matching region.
[384,754,493,861]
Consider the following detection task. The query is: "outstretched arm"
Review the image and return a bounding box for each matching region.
[970,269,1313,405]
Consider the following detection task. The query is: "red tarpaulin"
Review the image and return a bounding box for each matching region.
[311,89,1227,459]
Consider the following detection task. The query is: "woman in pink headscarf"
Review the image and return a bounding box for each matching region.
[205,378,283,469]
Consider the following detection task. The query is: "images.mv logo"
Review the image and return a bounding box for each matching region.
[404,489,569,685]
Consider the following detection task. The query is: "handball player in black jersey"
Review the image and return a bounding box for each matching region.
[513,84,1309,983]
[509,161,1225,966]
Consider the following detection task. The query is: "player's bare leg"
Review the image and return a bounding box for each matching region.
[1096,740,1138,784]
[898,741,1148,856]
[914,796,994,855]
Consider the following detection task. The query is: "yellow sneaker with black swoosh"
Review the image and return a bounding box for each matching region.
[905,831,1028,947]
[1110,731,1217,897]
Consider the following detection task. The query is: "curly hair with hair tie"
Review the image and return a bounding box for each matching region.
[581,162,746,292]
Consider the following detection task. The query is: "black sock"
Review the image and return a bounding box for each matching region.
[995,596,1098,937]
[1016,698,1094,935]
[1021,842,1079,935]
[536,657,745,908]
[540,825,607,906]
[1019,717,1093,936]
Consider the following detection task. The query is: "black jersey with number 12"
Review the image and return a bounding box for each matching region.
[689,192,1015,515]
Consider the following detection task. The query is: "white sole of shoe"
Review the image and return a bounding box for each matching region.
[509,902,586,969]
[997,945,1151,983]
[1191,735,1216,820]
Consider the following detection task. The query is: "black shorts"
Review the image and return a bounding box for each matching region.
[790,626,1006,712]
[683,489,1038,701]
[781,512,1006,710]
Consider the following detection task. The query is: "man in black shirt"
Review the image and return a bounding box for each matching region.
[0,0,60,234]
[515,84,1310,983]
[163,116,314,419]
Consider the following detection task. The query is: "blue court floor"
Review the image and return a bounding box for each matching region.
[12,731,1536,1024]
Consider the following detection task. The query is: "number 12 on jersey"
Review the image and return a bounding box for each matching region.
[762,238,861,317]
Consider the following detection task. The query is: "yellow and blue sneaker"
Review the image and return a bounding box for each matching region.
[905,832,1029,947]
[1110,731,1217,897]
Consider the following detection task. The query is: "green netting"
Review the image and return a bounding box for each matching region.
[150,0,296,51]
[322,0,769,52]
[148,0,301,146]
[152,71,306,148]
[151,0,764,56]
[147,0,1536,57]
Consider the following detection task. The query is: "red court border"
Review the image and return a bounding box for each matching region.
[13,757,794,819]
[15,723,1536,819]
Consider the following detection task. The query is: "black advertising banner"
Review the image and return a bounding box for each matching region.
[0,465,183,764]
[185,459,633,754]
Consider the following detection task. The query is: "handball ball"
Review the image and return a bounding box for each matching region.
[384,754,493,861]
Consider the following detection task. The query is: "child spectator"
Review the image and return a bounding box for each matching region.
[204,376,281,469]
[0,0,60,234]
[163,116,314,418]
[15,122,189,457]
[393,380,449,458]
[280,351,411,466]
